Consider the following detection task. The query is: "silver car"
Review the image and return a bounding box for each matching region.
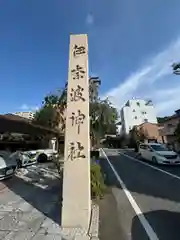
[139,143,180,165]
[11,149,58,168]
[0,151,17,180]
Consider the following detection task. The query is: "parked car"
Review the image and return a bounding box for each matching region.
[0,151,17,180]
[11,149,58,168]
[139,143,180,165]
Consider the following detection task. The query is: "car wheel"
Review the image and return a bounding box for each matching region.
[152,156,158,164]
[37,153,48,163]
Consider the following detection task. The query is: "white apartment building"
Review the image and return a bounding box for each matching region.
[120,99,157,135]
[14,111,35,120]
[115,120,122,136]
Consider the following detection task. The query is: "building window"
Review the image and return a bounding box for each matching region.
[134,116,137,119]
[142,111,146,115]
[133,109,136,112]
[136,102,140,106]
[144,119,148,122]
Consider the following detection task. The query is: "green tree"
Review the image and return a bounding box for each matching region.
[33,83,118,147]
[90,98,118,147]
[33,86,67,131]
[33,105,59,129]
[129,126,148,149]
[157,116,169,123]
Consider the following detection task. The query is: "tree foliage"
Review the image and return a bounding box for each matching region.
[157,116,169,124]
[33,105,59,129]
[33,83,118,146]
[90,98,118,146]
[33,87,67,131]
[129,126,148,147]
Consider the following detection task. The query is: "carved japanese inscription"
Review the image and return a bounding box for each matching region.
[73,44,86,57]
[62,35,90,230]
[71,65,85,80]
[70,85,85,102]
[69,109,86,134]
[67,141,86,161]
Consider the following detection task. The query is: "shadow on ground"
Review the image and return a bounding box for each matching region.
[3,163,63,225]
[98,191,127,240]
[99,156,121,189]
[131,210,180,240]
[98,156,127,239]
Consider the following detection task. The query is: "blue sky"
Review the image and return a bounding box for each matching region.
[0,0,180,116]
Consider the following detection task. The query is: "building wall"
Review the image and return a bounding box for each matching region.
[136,123,166,143]
[14,112,35,120]
[116,124,122,135]
[162,118,180,136]
[121,99,157,134]
[160,116,180,151]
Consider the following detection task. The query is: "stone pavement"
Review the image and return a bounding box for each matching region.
[0,163,65,240]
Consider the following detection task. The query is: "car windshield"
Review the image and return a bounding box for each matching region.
[150,145,168,151]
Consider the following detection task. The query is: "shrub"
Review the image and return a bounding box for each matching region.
[91,162,106,200]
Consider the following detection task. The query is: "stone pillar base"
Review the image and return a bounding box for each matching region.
[61,204,99,240]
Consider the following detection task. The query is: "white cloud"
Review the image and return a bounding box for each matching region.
[20,104,29,110]
[102,36,180,116]
[20,104,39,112]
[154,85,180,115]
[86,13,94,25]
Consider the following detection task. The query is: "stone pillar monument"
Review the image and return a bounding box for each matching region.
[61,34,91,231]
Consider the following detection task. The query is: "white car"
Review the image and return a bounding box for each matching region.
[11,149,58,168]
[0,151,17,180]
[139,143,180,165]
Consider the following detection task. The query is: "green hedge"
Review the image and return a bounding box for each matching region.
[91,162,105,200]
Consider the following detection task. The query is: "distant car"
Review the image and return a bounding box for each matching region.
[11,149,58,168]
[0,151,17,180]
[139,143,180,165]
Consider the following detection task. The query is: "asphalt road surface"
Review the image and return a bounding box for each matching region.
[100,148,180,240]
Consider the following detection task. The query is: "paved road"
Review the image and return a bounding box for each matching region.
[100,148,180,240]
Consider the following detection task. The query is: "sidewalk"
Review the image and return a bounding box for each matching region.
[0,163,63,239]
[99,153,127,240]
[99,188,127,240]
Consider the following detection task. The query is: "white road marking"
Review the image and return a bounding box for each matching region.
[120,152,180,181]
[100,148,159,240]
